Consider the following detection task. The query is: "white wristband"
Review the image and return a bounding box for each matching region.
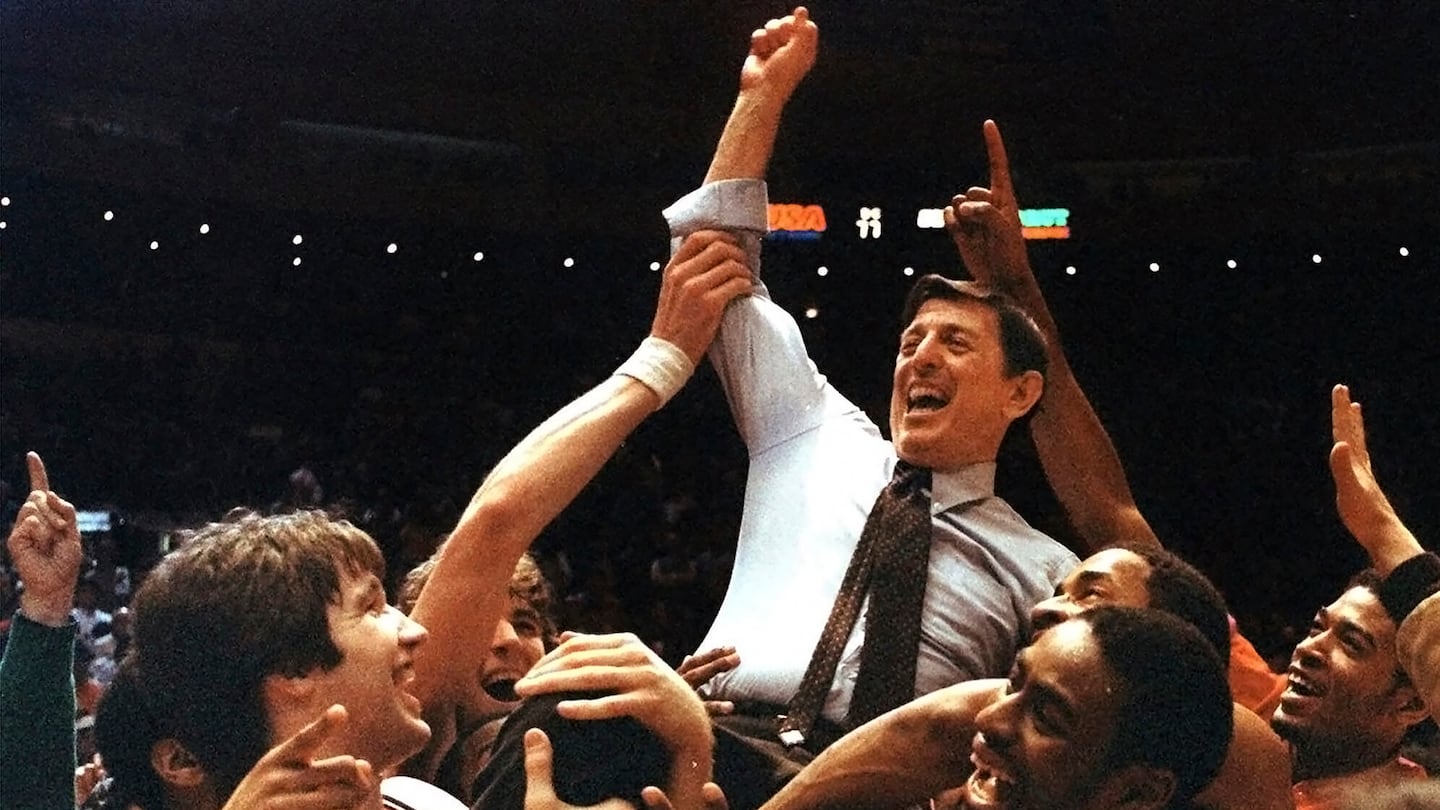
[615,336,695,407]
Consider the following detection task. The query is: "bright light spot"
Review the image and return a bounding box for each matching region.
[563,257,575,268]
[1226,259,1237,269]
[915,208,945,228]
[149,241,159,250]
[440,270,449,279]
[292,234,303,245]
[0,222,7,230]
[816,266,828,277]
[199,223,210,235]
[902,266,915,277]
[0,196,9,206]
[386,243,398,254]
[804,307,819,319]
[473,251,485,262]
[1148,262,1160,272]
[1399,247,1409,257]
[103,211,115,221]
[649,261,661,271]
[1312,254,1322,264]
[1065,266,1077,276]
[292,257,302,267]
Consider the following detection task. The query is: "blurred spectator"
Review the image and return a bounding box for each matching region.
[69,580,111,655]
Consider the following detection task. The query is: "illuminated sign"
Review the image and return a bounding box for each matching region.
[767,204,827,241]
[1018,208,1070,240]
[856,207,882,239]
[915,207,1071,240]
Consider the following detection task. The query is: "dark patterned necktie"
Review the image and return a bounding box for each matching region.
[778,460,933,746]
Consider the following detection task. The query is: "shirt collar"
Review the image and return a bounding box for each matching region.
[930,462,996,515]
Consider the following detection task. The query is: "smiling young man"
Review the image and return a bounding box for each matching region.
[101,510,443,810]
[1272,572,1432,808]
[968,606,1231,810]
[397,547,554,800]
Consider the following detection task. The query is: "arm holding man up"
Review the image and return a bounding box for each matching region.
[414,230,752,810]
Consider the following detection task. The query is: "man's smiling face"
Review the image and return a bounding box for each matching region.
[963,619,1126,810]
[889,297,1038,472]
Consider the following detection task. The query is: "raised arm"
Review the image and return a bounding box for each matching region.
[946,121,1159,553]
[663,8,844,455]
[1328,384,1424,575]
[761,680,1003,810]
[0,453,85,810]
[1329,385,1440,714]
[704,7,817,185]
[406,232,752,754]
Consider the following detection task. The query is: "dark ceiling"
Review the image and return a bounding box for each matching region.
[4,0,1439,227]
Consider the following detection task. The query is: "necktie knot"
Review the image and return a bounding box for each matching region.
[889,460,931,499]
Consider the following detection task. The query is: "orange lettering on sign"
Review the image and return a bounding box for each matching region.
[768,204,828,232]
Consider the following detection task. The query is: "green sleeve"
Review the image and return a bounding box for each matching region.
[0,611,78,810]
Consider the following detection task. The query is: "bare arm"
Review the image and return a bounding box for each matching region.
[946,122,1159,552]
[762,680,1004,810]
[702,7,817,186]
[407,233,753,739]
[1328,384,1424,576]
[1193,704,1294,810]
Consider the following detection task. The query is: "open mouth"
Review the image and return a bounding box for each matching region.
[1285,669,1325,698]
[966,763,1016,807]
[906,386,950,413]
[483,678,520,702]
[967,746,1017,808]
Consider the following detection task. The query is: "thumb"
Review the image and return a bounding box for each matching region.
[1329,441,1355,485]
[523,728,558,808]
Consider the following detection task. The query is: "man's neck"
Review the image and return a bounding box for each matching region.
[1290,739,1398,783]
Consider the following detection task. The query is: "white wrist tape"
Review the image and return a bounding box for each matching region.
[615,336,695,407]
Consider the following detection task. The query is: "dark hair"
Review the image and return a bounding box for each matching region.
[899,275,1049,379]
[1084,605,1233,806]
[94,658,167,810]
[129,509,385,797]
[1113,542,1232,668]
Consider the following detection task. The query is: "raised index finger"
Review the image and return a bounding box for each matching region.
[982,120,1013,202]
[26,452,49,493]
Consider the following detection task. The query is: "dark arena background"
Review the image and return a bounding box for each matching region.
[3,0,1438,666]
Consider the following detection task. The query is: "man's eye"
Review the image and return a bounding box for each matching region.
[1032,704,1063,736]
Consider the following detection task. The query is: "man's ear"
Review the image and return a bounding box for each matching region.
[1390,683,1429,729]
[1003,369,1045,420]
[150,738,208,787]
[1091,763,1177,810]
